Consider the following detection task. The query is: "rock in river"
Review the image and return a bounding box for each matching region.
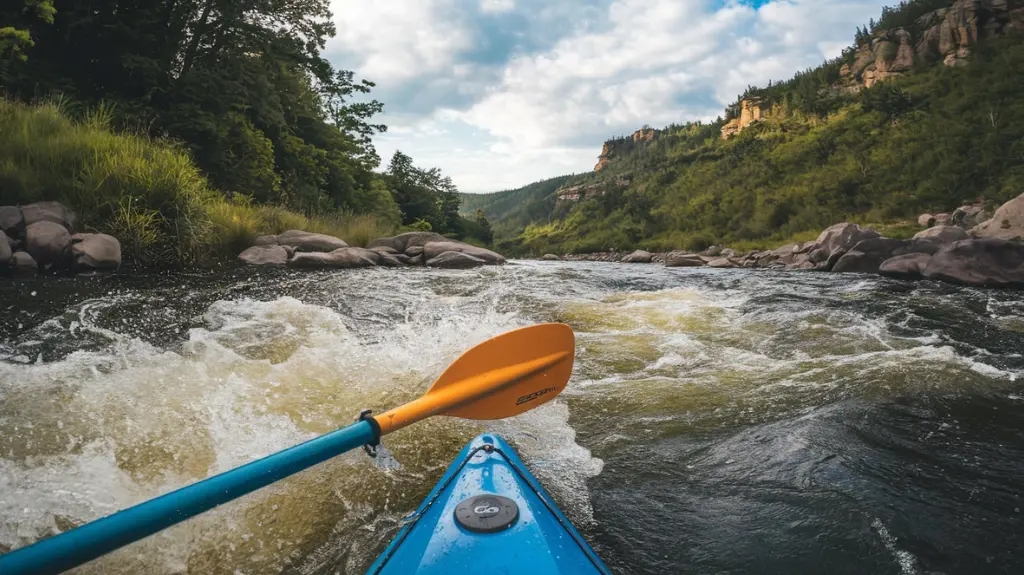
[922,239,1024,288]
[70,233,121,271]
[239,245,290,266]
[276,230,348,252]
[879,253,933,281]
[622,250,652,263]
[422,241,505,265]
[426,251,488,269]
[288,247,380,269]
[25,221,71,269]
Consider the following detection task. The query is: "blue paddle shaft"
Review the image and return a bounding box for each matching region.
[0,419,379,575]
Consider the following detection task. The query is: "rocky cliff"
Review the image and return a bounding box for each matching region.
[594,128,659,171]
[838,0,1024,90]
[720,99,763,140]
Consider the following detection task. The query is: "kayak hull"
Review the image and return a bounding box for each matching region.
[367,433,610,574]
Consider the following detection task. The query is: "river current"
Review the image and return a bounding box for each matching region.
[1,261,1022,574]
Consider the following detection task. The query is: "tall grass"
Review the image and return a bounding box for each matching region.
[0,98,395,265]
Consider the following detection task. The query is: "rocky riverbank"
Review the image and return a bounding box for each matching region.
[1,202,121,277]
[239,231,506,269]
[542,193,1024,289]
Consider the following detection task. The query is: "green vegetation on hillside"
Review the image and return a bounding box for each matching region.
[486,1,1024,255]
[1,0,486,264]
[0,99,393,263]
[459,174,578,239]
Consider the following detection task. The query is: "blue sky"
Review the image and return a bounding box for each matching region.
[326,0,888,193]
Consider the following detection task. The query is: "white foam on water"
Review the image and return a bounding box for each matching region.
[872,517,920,575]
[0,294,603,574]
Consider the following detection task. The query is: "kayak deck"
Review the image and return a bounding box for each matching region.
[367,433,610,574]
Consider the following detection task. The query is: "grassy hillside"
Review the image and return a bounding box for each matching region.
[481,1,1024,256]
[459,174,577,239]
[0,99,394,264]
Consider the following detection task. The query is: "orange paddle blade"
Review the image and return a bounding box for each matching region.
[374,323,576,434]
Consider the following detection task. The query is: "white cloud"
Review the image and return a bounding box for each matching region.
[480,0,516,13]
[327,0,472,83]
[325,0,888,192]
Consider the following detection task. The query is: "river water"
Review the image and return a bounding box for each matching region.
[1,261,1023,574]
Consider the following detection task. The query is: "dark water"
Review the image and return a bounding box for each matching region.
[1,262,1022,574]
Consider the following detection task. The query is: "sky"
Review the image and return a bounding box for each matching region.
[325,0,888,193]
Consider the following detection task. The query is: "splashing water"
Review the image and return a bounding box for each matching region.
[2,262,1023,574]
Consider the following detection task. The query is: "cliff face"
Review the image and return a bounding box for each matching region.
[839,0,1024,90]
[721,99,763,140]
[594,128,659,171]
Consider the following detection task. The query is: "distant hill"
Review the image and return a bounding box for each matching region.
[468,0,1024,256]
[458,174,577,239]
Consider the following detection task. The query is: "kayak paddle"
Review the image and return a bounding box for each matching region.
[0,322,576,575]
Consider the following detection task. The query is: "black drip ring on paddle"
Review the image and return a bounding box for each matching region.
[358,409,382,457]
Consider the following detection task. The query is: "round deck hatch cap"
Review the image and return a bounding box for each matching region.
[454,494,519,533]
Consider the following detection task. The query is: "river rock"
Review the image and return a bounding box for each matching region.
[832,238,939,274]
[933,213,952,225]
[11,251,37,275]
[913,225,968,243]
[21,201,76,230]
[276,229,348,252]
[0,206,23,236]
[816,223,880,261]
[971,192,1024,241]
[287,247,379,269]
[0,232,11,266]
[405,245,425,257]
[542,253,561,261]
[664,252,705,267]
[369,245,399,255]
[376,252,405,267]
[422,241,505,265]
[25,221,71,269]
[393,253,413,265]
[707,257,737,268]
[426,251,487,269]
[952,204,989,229]
[879,253,933,280]
[368,232,448,253]
[70,233,121,271]
[622,250,652,263]
[922,239,1024,288]
[253,235,279,246]
[918,213,935,227]
[409,254,424,266]
[239,245,289,265]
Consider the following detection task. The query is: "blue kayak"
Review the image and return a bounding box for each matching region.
[367,433,611,574]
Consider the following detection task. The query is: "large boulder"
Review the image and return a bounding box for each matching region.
[933,213,952,226]
[21,201,75,230]
[0,231,11,265]
[542,253,561,261]
[832,238,939,274]
[426,251,487,269]
[951,204,989,229]
[276,229,347,252]
[971,193,1024,241]
[238,245,289,266]
[422,241,505,265]
[368,232,447,253]
[664,252,705,267]
[252,235,279,246]
[368,245,399,255]
[913,225,968,243]
[405,245,425,257]
[816,223,880,262]
[11,251,37,276]
[70,233,121,271]
[917,213,935,227]
[288,247,380,269]
[707,257,737,268]
[0,206,23,237]
[879,253,933,281]
[25,221,71,269]
[621,250,652,263]
[375,252,405,267]
[922,239,1024,288]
